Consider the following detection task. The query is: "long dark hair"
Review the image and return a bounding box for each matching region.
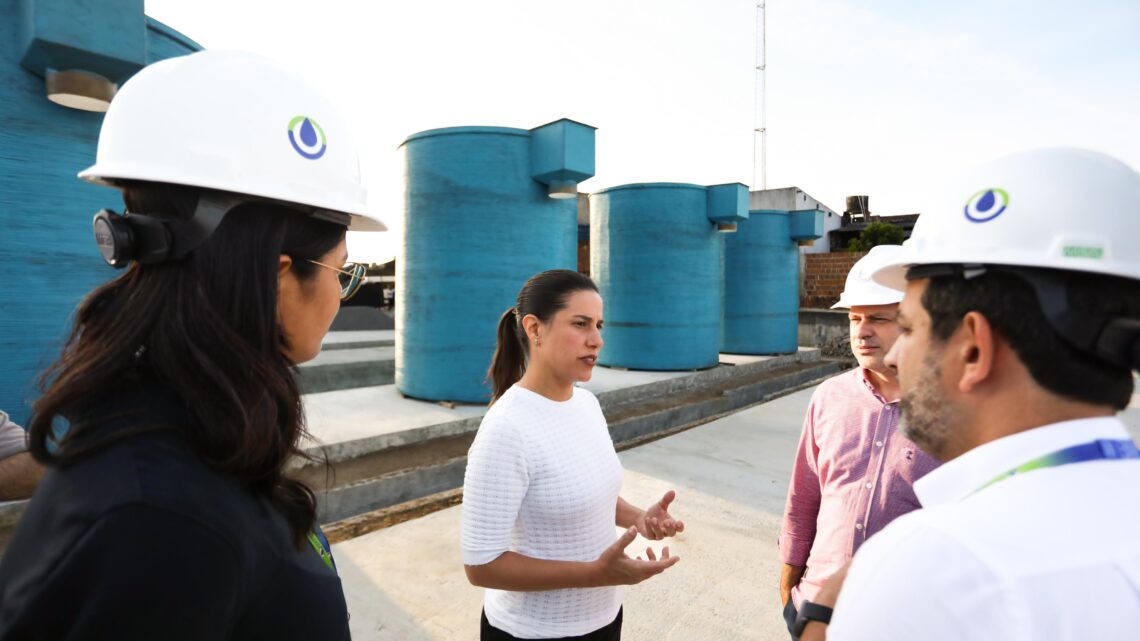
[487,269,599,403]
[28,182,344,546]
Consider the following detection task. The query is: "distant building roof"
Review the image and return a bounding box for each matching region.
[830,213,921,249]
[834,213,919,233]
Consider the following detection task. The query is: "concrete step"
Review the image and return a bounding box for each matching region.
[300,357,843,526]
[605,360,839,445]
[321,330,394,351]
[295,346,395,394]
[0,351,842,551]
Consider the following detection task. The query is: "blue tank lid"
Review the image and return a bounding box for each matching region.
[591,182,707,196]
[400,126,530,148]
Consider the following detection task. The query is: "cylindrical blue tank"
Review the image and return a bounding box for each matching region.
[591,183,745,370]
[723,208,822,354]
[0,0,200,421]
[397,120,595,403]
[723,210,799,354]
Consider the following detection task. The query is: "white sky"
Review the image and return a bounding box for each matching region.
[144,0,1140,264]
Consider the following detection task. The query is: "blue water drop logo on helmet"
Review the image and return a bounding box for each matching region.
[288,116,327,160]
[963,188,1009,223]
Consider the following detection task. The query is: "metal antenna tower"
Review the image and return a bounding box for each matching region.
[753,1,767,190]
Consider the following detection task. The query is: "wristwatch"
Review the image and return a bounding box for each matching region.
[792,600,834,637]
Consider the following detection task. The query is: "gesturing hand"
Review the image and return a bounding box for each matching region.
[636,490,685,541]
[596,526,680,586]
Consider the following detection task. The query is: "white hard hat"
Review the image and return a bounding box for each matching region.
[872,148,1140,290]
[79,50,386,232]
[831,244,905,309]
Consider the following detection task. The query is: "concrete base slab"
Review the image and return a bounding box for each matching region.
[301,386,487,463]
[333,381,1140,641]
[333,387,816,641]
[322,330,395,350]
[301,349,822,463]
[297,346,396,394]
[300,351,838,524]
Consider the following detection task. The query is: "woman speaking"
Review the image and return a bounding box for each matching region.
[462,269,686,641]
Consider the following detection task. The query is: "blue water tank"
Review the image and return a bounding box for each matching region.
[590,183,748,370]
[723,208,824,354]
[397,119,596,402]
[0,0,201,422]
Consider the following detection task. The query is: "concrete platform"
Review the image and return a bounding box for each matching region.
[332,382,1140,641]
[0,348,838,549]
[321,330,395,350]
[296,345,396,394]
[300,349,822,461]
[297,349,840,523]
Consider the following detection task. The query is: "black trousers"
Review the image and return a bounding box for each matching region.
[481,608,623,641]
[783,598,799,641]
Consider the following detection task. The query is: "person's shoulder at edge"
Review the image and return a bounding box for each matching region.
[571,384,601,407]
[475,387,530,445]
[815,366,862,397]
[827,504,1014,641]
[27,404,275,557]
[800,367,861,421]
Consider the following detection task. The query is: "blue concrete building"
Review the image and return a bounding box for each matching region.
[0,0,200,421]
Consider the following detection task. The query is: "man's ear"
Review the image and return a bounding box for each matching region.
[957,311,995,393]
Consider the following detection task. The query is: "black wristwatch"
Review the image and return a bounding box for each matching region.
[792,600,834,637]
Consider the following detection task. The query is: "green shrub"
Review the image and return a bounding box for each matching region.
[848,222,905,251]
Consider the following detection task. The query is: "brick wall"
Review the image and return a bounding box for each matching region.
[801,251,866,309]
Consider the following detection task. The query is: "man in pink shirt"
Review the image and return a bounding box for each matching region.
[778,245,939,639]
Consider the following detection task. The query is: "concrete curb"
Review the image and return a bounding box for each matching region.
[320,360,845,541]
[310,359,841,524]
[296,347,396,394]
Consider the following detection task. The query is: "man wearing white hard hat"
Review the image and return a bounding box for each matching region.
[796,148,1140,641]
[779,245,939,639]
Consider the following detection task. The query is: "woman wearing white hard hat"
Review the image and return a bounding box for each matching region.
[0,50,384,640]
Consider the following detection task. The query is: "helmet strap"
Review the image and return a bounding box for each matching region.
[1022,271,1140,371]
[986,267,1136,371]
[158,190,236,261]
[906,263,1139,370]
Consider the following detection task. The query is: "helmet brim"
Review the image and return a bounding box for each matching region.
[79,163,388,232]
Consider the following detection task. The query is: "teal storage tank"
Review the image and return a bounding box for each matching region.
[723,208,824,354]
[0,0,201,422]
[397,119,595,403]
[590,182,748,370]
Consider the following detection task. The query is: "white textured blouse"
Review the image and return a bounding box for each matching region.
[461,384,625,638]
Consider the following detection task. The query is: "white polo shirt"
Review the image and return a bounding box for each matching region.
[828,417,1140,641]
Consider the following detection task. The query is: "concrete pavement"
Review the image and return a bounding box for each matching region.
[332,378,1140,640]
[332,385,820,640]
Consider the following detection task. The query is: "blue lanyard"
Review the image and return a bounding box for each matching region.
[977,438,1140,493]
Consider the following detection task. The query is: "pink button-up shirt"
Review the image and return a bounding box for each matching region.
[779,367,939,608]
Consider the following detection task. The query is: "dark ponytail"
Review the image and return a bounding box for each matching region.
[486,269,599,403]
[488,308,526,404]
